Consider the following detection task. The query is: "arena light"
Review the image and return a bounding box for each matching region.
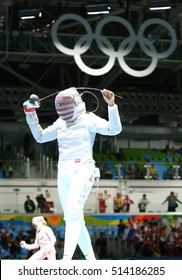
[86,1,110,15]
[149,0,172,10]
[19,8,42,19]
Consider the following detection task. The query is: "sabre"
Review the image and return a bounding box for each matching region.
[38,90,60,102]
[27,87,122,110]
[38,87,102,102]
[38,87,123,102]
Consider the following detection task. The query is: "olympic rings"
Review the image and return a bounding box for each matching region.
[51,14,177,77]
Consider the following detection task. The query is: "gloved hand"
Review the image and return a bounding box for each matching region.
[20,241,28,249]
[23,94,40,113]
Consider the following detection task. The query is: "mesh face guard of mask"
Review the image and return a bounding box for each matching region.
[55,87,84,121]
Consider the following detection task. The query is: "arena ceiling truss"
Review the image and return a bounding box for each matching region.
[0,0,182,132]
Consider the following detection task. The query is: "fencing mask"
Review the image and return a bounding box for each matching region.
[55,87,85,122]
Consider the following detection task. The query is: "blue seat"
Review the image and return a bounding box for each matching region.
[154,163,168,179]
[141,153,152,161]
[166,155,173,163]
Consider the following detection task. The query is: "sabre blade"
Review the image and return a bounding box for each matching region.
[38,87,123,103]
[38,88,101,102]
[38,91,60,102]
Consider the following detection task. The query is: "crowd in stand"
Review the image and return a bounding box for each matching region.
[2,142,182,180]
[98,159,182,180]
[0,215,182,259]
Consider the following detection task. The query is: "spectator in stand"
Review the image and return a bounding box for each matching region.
[176,222,182,237]
[134,164,145,179]
[97,193,107,213]
[116,148,126,162]
[24,195,36,213]
[55,238,64,260]
[94,231,108,259]
[0,162,3,178]
[138,194,150,213]
[2,161,8,178]
[162,191,182,212]
[162,144,171,154]
[122,195,134,213]
[149,164,158,179]
[117,219,127,240]
[101,166,112,179]
[173,215,182,230]
[7,218,16,233]
[36,194,47,213]
[177,160,182,179]
[124,165,135,179]
[7,164,14,178]
[164,166,174,180]
[113,193,122,213]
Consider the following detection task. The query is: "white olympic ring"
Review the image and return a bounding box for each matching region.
[51,14,177,77]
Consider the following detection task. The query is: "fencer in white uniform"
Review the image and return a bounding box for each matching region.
[23,87,122,260]
[20,216,56,260]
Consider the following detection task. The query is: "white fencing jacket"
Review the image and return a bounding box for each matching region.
[25,104,122,162]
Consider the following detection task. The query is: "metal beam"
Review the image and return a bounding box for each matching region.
[0,62,49,94]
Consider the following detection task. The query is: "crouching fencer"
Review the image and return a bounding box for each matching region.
[20,216,56,260]
[23,87,122,260]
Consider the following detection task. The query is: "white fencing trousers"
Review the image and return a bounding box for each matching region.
[28,248,56,260]
[57,159,96,260]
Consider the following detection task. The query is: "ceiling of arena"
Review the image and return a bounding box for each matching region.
[0,0,182,135]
